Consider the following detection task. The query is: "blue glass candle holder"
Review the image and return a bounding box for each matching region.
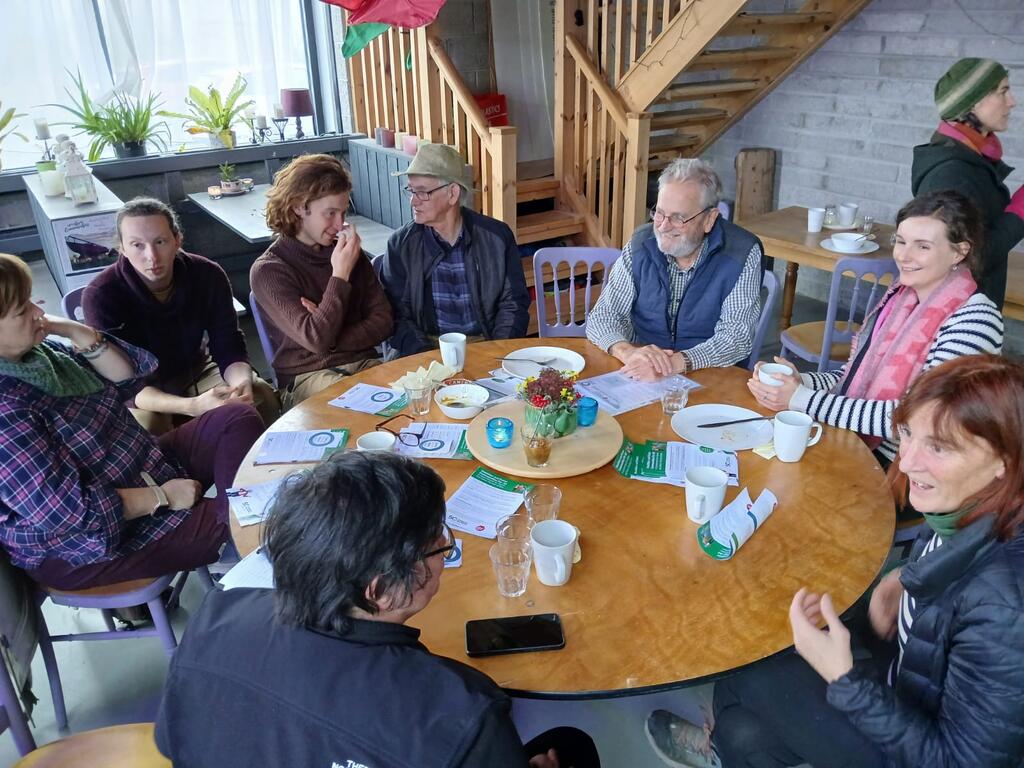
[577,397,598,427]
[486,417,514,448]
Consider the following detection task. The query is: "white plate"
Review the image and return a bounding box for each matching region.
[671,403,773,451]
[820,237,880,255]
[822,218,862,231]
[502,346,586,379]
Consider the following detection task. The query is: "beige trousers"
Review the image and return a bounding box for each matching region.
[281,358,381,411]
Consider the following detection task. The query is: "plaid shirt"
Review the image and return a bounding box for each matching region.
[430,228,482,335]
[0,338,190,569]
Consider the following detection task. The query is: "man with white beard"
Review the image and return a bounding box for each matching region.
[586,158,764,381]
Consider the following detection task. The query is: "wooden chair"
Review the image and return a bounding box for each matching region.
[13,723,169,768]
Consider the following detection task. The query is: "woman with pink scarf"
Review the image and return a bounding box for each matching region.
[748,191,1003,469]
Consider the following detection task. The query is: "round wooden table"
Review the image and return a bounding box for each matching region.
[232,338,894,698]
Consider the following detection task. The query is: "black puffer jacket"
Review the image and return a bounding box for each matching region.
[826,515,1024,767]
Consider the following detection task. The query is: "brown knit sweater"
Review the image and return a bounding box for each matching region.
[249,236,393,385]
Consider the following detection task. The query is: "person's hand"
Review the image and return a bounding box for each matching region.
[161,478,201,510]
[40,314,100,350]
[300,297,318,313]
[330,224,362,281]
[621,344,675,380]
[868,569,904,641]
[230,377,254,405]
[789,588,854,684]
[528,748,560,768]
[747,357,801,412]
[189,384,233,416]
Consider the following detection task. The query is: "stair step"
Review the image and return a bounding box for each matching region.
[651,107,728,130]
[517,177,560,204]
[649,133,701,153]
[691,46,797,68]
[655,78,762,104]
[724,12,835,33]
[516,210,585,245]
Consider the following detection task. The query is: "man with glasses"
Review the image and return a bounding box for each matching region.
[155,451,600,768]
[379,143,530,358]
[587,158,764,380]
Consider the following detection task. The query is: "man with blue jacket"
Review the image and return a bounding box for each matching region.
[379,144,530,358]
[587,159,763,381]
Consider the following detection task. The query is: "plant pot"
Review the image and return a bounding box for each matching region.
[220,179,244,194]
[35,160,57,172]
[113,140,147,158]
[525,404,578,439]
[209,130,236,149]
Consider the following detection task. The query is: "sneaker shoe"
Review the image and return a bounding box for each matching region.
[645,709,720,768]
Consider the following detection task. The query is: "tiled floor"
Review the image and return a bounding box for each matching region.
[3,262,824,765]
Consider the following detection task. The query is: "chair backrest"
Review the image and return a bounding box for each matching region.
[61,287,87,322]
[532,247,621,338]
[745,269,780,370]
[248,292,278,387]
[819,256,899,371]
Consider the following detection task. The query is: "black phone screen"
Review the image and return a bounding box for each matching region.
[465,613,565,657]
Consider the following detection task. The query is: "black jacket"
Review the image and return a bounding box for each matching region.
[911,133,1024,309]
[155,588,533,768]
[379,207,530,357]
[827,516,1024,766]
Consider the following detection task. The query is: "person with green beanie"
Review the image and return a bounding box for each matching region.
[911,57,1023,309]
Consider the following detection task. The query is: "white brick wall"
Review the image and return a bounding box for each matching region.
[702,0,1024,352]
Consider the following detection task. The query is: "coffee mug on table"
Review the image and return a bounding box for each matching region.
[356,432,396,452]
[684,466,728,524]
[758,363,794,387]
[439,332,467,372]
[773,410,823,462]
[838,202,859,227]
[807,207,826,233]
[530,520,578,586]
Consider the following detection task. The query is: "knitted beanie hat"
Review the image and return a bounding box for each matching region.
[934,58,1009,121]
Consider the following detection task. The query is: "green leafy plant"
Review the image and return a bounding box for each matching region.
[0,101,28,146]
[218,162,236,182]
[158,74,254,148]
[50,69,170,161]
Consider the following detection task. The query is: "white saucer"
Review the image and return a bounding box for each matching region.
[820,237,879,255]
[823,219,862,231]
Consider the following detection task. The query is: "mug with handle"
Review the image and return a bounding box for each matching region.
[530,520,578,586]
[684,466,728,524]
[439,332,467,372]
[773,410,823,462]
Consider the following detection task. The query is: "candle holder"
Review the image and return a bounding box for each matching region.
[255,126,273,144]
[272,117,289,142]
[39,139,54,162]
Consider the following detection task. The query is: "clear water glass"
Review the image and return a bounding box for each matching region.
[861,215,875,235]
[495,512,534,553]
[404,383,433,417]
[490,544,531,598]
[524,484,562,522]
[823,205,838,227]
[661,379,690,415]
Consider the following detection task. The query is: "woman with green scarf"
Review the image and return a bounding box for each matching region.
[649,355,1024,767]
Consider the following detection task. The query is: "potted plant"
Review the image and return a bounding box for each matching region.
[0,101,28,172]
[159,74,254,149]
[51,70,170,161]
[218,162,243,194]
[518,368,582,438]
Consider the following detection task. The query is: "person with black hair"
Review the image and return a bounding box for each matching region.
[155,451,600,768]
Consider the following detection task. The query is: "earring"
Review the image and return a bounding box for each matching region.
[952,263,959,271]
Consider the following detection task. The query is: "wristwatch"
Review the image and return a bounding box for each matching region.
[141,472,169,514]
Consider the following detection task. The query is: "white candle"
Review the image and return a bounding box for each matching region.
[273,104,284,119]
[34,118,50,140]
[245,107,255,119]
[256,115,268,129]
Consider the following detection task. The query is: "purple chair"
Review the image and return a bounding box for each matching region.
[744,269,780,370]
[780,256,898,372]
[532,247,621,338]
[61,287,87,322]
[248,291,278,387]
[0,648,36,755]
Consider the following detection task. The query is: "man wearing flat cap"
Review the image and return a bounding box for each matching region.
[378,143,530,357]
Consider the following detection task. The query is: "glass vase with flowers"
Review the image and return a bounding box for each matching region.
[518,367,582,439]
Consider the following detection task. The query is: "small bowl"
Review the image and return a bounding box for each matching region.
[831,232,866,253]
[435,383,489,419]
[356,432,396,452]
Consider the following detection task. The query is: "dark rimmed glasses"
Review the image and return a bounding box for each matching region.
[404,184,450,201]
[375,413,420,446]
[423,523,456,560]
[649,205,712,229]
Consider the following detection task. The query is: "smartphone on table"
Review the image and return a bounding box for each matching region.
[465,613,565,657]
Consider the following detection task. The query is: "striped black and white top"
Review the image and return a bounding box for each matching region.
[890,532,944,686]
[788,293,1003,462]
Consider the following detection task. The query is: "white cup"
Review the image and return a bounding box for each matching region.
[438,332,467,372]
[758,362,794,387]
[530,519,578,586]
[355,432,396,452]
[684,466,728,524]
[838,202,859,227]
[773,410,823,462]
[807,207,826,233]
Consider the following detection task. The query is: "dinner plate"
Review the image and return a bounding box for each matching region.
[820,237,880,255]
[671,403,773,451]
[502,346,586,379]
[822,219,862,231]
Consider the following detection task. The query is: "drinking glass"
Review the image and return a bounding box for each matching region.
[576,397,598,427]
[486,417,514,448]
[489,544,531,598]
[823,205,838,227]
[521,424,554,468]
[495,512,534,553]
[524,484,562,522]
[861,215,875,235]
[404,382,433,417]
[661,378,690,415]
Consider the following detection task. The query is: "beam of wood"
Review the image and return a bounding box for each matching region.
[689,46,797,69]
[517,177,561,203]
[413,28,441,143]
[651,106,728,129]
[554,0,583,184]
[565,36,629,132]
[724,11,835,34]
[557,172,614,248]
[490,126,518,229]
[655,77,762,103]
[427,37,491,139]
[516,210,586,244]
[622,113,651,246]
[733,148,777,225]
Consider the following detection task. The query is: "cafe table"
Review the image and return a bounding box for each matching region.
[231,338,895,699]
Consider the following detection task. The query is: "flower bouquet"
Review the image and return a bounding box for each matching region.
[518,367,582,439]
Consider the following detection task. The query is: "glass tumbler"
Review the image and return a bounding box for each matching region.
[661,378,690,415]
[404,382,433,417]
[489,544,531,598]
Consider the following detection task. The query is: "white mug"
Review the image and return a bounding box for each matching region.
[758,363,794,388]
[773,410,823,462]
[807,207,826,233]
[838,202,859,227]
[530,519,578,586]
[355,432,396,452]
[439,332,467,372]
[684,466,728,524]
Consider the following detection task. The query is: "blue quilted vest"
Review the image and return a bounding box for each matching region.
[628,218,761,351]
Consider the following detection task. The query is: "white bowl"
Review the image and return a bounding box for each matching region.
[435,384,490,419]
[356,432,396,451]
[830,232,866,253]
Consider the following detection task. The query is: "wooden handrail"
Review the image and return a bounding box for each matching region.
[426,37,492,140]
[565,36,629,133]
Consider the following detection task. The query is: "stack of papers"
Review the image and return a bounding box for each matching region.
[445,467,533,538]
[329,383,407,416]
[613,439,738,487]
[698,488,778,560]
[227,477,288,527]
[576,371,700,415]
[220,549,275,590]
[388,361,456,391]
[394,422,473,460]
[254,429,349,465]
